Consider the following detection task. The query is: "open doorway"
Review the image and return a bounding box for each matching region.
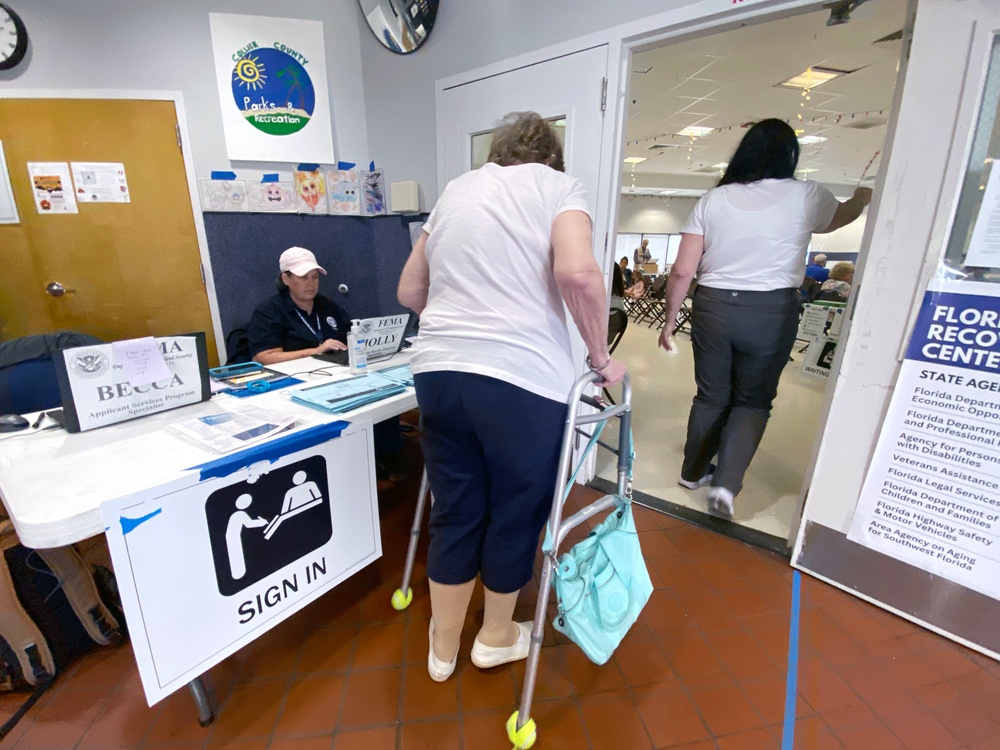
[597,0,909,550]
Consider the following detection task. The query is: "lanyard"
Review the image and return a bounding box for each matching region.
[294,308,323,343]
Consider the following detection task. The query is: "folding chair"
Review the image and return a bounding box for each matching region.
[603,308,628,405]
[635,276,667,327]
[672,280,698,336]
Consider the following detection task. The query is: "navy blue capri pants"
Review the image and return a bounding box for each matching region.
[414,371,568,594]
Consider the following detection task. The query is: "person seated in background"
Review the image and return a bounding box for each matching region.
[625,269,646,299]
[611,263,627,313]
[619,256,631,285]
[816,261,854,301]
[804,252,829,283]
[248,246,409,481]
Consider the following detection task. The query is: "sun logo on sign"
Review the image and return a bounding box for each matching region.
[234,56,267,91]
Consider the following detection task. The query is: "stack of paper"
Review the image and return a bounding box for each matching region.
[168,405,296,453]
[291,372,406,414]
[375,363,414,387]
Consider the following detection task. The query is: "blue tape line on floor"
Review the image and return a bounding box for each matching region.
[120,508,162,535]
[781,570,802,750]
[188,420,350,481]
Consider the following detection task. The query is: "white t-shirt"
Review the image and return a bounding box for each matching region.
[681,179,839,291]
[411,162,591,403]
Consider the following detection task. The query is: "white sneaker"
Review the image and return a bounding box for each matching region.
[707,487,734,520]
[678,465,715,490]
[470,622,532,669]
[427,620,457,682]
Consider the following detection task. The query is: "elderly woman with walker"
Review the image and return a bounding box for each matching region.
[397,112,626,692]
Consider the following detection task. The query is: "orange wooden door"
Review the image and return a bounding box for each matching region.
[0,98,218,364]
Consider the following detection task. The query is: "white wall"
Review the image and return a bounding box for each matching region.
[810,212,869,256]
[616,195,870,256]
[357,0,703,204]
[617,196,697,233]
[1,0,369,181]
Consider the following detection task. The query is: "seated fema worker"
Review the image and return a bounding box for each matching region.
[249,246,351,364]
[248,246,409,481]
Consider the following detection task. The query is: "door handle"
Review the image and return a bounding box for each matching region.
[45,281,76,297]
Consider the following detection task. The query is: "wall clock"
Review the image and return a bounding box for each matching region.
[0,4,28,71]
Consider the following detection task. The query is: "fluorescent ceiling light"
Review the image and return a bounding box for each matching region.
[623,157,647,164]
[797,168,819,174]
[711,162,729,169]
[658,190,678,195]
[798,135,828,145]
[776,66,851,90]
[677,125,713,138]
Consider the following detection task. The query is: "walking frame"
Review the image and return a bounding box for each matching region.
[390,370,633,749]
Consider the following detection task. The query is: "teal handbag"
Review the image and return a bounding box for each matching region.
[551,496,653,665]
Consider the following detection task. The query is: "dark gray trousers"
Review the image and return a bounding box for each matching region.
[680,286,800,495]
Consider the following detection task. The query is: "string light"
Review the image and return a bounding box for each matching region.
[623,109,889,147]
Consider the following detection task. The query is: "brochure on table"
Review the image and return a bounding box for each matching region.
[848,278,1000,599]
[53,333,211,432]
[101,420,381,705]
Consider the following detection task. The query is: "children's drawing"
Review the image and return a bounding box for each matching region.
[327,169,360,215]
[199,179,249,212]
[249,181,296,212]
[294,169,328,214]
[360,169,387,216]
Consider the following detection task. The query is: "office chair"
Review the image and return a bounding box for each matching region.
[0,332,102,414]
[224,325,252,365]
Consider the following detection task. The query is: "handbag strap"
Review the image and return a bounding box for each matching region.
[542,420,607,555]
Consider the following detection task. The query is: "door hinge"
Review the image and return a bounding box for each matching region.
[175,123,183,150]
[600,77,608,112]
[199,263,206,285]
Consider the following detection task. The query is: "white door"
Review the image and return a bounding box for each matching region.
[436,46,612,478]
[793,0,1000,660]
[439,45,609,207]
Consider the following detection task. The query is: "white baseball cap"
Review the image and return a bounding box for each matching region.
[279,247,327,276]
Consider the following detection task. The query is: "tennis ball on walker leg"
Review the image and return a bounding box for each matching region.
[391,588,413,610]
[506,712,537,749]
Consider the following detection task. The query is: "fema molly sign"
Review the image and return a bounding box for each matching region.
[101,421,381,705]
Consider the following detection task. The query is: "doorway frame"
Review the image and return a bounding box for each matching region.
[0,88,226,364]
[432,0,906,515]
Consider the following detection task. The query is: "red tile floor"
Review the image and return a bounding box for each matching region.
[4,457,1000,748]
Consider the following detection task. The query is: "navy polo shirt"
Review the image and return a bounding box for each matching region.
[248,292,352,358]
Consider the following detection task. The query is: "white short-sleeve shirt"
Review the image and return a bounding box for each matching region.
[681,179,839,291]
[410,162,591,403]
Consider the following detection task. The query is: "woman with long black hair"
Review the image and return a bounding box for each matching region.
[659,118,871,519]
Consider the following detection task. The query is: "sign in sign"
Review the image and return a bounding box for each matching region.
[209,13,335,163]
[54,334,210,432]
[102,421,380,705]
[848,287,1000,598]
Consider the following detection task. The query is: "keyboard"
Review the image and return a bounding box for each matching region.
[314,349,350,366]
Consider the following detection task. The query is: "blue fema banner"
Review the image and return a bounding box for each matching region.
[905,290,1000,373]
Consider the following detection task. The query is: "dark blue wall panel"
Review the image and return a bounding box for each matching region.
[203,213,426,347]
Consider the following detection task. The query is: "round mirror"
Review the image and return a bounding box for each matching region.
[359,0,438,55]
